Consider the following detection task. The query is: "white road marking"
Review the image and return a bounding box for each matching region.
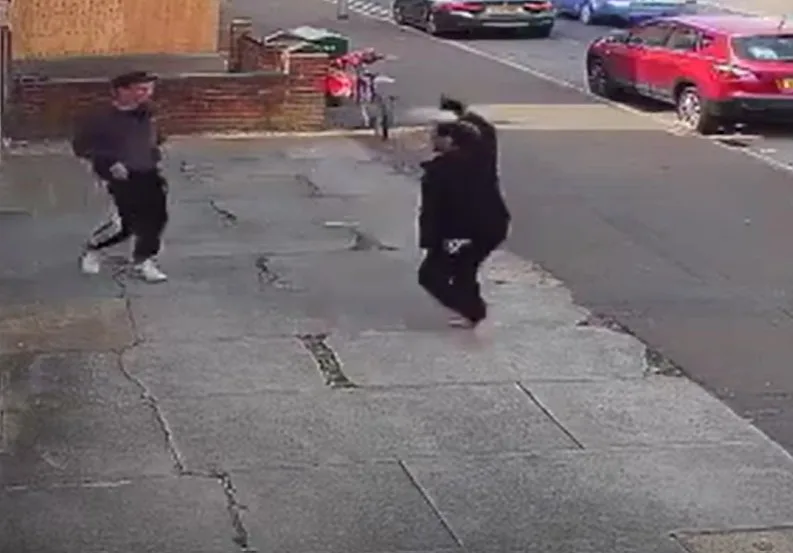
[323,0,793,175]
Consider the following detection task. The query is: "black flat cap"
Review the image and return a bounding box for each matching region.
[110,70,157,89]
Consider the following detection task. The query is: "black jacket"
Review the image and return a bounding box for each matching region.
[419,149,510,249]
[460,110,511,225]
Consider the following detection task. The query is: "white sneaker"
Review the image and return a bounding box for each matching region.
[134,259,168,283]
[448,315,474,329]
[80,250,101,274]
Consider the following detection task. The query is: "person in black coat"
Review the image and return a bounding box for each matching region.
[418,119,510,328]
[439,94,511,234]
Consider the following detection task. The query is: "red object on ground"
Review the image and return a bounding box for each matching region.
[322,48,384,98]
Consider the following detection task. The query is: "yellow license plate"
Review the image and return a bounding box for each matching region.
[488,5,521,13]
[780,78,793,90]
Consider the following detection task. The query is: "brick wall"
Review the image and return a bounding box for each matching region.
[7,17,330,140]
[237,35,286,73]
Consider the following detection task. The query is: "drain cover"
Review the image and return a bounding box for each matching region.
[675,529,793,553]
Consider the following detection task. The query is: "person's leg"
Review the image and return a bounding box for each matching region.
[81,181,134,274]
[418,247,457,311]
[130,172,169,282]
[88,181,121,243]
[448,239,497,325]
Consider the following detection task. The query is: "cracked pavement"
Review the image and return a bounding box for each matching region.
[3,136,793,553]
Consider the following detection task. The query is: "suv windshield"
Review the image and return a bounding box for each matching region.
[732,34,793,61]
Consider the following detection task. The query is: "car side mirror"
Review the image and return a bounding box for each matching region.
[603,30,629,44]
[626,35,645,46]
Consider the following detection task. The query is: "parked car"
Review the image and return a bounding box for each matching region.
[554,0,695,26]
[585,15,793,134]
[392,0,556,37]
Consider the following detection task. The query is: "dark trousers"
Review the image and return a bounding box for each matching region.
[418,237,500,323]
[89,170,168,263]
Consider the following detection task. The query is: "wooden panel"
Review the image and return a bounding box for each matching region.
[121,0,219,54]
[11,0,219,59]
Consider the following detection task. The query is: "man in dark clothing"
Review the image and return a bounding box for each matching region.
[439,94,511,233]
[439,95,498,182]
[418,120,510,328]
[73,70,169,283]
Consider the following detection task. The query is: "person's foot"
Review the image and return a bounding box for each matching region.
[134,259,168,283]
[80,250,101,275]
[448,315,475,329]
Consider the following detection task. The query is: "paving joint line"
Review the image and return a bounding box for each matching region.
[298,333,357,388]
[397,459,466,549]
[515,381,586,449]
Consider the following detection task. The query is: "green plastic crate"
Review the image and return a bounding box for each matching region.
[266,26,349,57]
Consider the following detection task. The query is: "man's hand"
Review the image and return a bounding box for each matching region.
[109,162,128,180]
[444,238,472,254]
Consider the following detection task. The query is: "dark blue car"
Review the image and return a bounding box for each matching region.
[553,0,696,25]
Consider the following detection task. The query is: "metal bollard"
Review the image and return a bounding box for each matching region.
[337,0,349,19]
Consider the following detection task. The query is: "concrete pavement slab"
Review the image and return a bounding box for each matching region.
[674,528,793,553]
[128,293,330,343]
[330,324,646,387]
[617,311,793,453]
[160,384,577,470]
[0,211,127,302]
[527,377,768,449]
[469,104,666,131]
[0,476,235,553]
[404,444,793,552]
[0,152,100,216]
[0,266,121,307]
[122,337,323,397]
[257,250,444,331]
[234,463,459,553]
[0,298,136,354]
[1,397,174,487]
[164,195,353,258]
[121,253,263,297]
[0,352,139,408]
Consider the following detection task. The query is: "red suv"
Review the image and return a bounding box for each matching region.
[585,15,793,134]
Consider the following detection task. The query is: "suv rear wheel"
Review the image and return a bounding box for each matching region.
[587,58,620,99]
[676,85,719,135]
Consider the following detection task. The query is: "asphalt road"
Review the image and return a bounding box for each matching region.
[236,0,793,452]
[336,0,793,171]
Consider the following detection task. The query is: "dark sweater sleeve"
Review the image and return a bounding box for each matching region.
[72,110,122,179]
[71,112,98,159]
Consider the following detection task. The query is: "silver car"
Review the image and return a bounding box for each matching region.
[393,0,556,38]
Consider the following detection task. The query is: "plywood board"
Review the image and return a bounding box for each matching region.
[11,0,219,59]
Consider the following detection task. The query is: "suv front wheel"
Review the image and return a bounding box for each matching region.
[676,85,719,135]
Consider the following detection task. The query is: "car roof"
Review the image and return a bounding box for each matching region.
[662,14,790,36]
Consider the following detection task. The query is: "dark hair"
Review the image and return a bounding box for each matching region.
[439,94,467,116]
[110,71,157,89]
[436,120,480,149]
